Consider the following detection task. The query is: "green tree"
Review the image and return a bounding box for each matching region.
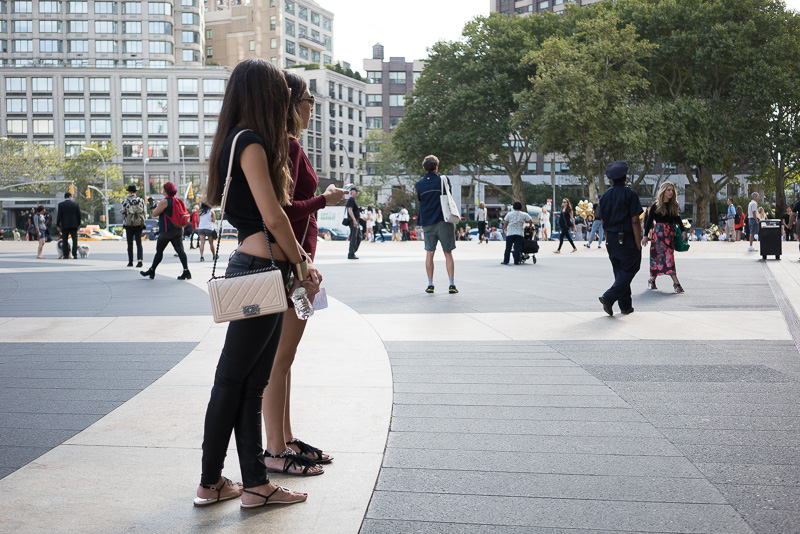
[62,142,123,224]
[517,5,656,203]
[359,129,419,205]
[0,138,64,192]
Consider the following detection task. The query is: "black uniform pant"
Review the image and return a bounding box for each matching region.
[125,225,143,263]
[602,236,641,311]
[61,228,78,258]
[151,227,188,271]
[348,224,361,257]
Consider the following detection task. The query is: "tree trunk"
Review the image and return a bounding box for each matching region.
[585,145,598,203]
[686,166,716,228]
[510,169,526,207]
[775,164,787,219]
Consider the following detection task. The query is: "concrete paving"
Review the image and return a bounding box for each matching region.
[2,236,800,532]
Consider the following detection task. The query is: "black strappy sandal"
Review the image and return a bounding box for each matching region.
[193,476,241,506]
[241,485,306,509]
[287,438,333,464]
[264,447,323,476]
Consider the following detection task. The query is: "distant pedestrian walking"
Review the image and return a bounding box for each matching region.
[501,201,533,265]
[735,205,744,241]
[56,191,81,259]
[398,204,410,241]
[416,155,458,294]
[596,161,643,316]
[196,203,217,262]
[584,204,604,249]
[33,206,46,258]
[476,202,488,243]
[747,192,760,252]
[139,182,191,280]
[346,187,362,259]
[121,184,147,268]
[540,207,551,241]
[725,198,736,242]
[642,181,685,294]
[554,199,577,253]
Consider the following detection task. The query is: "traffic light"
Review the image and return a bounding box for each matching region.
[69,184,75,196]
[85,188,91,199]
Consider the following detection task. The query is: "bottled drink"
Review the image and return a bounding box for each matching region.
[291,285,314,320]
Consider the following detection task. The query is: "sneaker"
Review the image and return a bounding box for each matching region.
[348,255,359,260]
[584,243,590,248]
[597,245,602,249]
[425,285,434,294]
[748,246,756,252]
[449,285,458,294]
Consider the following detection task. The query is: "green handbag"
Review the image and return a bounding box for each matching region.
[673,223,690,252]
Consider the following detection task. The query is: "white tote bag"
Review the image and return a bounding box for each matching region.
[439,175,461,225]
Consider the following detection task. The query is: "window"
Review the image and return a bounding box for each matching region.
[310,11,319,25]
[64,119,85,134]
[12,39,32,52]
[389,117,401,130]
[203,99,222,114]
[269,15,276,31]
[179,142,199,158]
[311,29,319,41]
[328,102,335,115]
[90,98,110,113]
[178,99,198,113]
[323,35,331,51]
[6,98,26,113]
[121,98,141,113]
[389,71,406,84]
[64,98,84,113]
[389,95,405,107]
[95,40,118,53]
[95,59,115,68]
[204,120,216,135]
[13,20,32,32]
[297,4,306,19]
[148,119,168,134]
[69,20,88,33]
[122,141,143,157]
[148,140,168,157]
[270,37,276,49]
[147,99,168,113]
[123,21,141,34]
[365,72,383,85]
[39,20,62,33]
[32,98,53,113]
[179,120,198,135]
[248,40,255,51]
[7,119,27,134]
[37,39,61,52]
[149,41,172,54]
[121,119,142,134]
[285,19,294,37]
[177,79,198,93]
[205,45,212,58]
[148,1,171,14]
[146,78,167,92]
[122,1,140,13]
[322,17,331,31]
[203,79,225,93]
[286,40,294,55]
[63,78,84,92]
[68,40,88,52]
[348,107,353,119]
[311,50,320,63]
[68,0,86,11]
[120,77,141,92]
[5,78,25,92]
[32,119,53,134]
[205,29,212,39]
[298,24,307,38]
[366,95,382,107]
[126,59,142,67]
[13,0,32,11]
[182,12,199,25]
[182,31,198,44]
[538,0,548,8]
[123,40,142,52]
[180,0,195,5]
[323,55,331,65]
[283,0,293,14]
[64,141,84,157]
[366,117,382,129]
[95,21,116,33]
[39,0,62,12]
[94,1,116,13]
[299,45,308,59]
[90,119,111,134]
[148,22,172,34]
[89,77,110,92]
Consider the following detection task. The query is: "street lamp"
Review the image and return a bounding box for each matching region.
[82,146,109,229]
[180,144,186,193]
[336,142,352,184]
[143,156,150,199]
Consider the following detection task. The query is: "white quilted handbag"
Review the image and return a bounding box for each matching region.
[207,129,288,323]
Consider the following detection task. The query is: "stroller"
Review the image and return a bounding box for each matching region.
[519,224,539,264]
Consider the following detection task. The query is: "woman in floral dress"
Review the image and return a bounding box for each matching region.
[642,181,686,293]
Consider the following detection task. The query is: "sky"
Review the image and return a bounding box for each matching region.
[322,0,490,72]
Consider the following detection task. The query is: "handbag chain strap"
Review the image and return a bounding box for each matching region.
[210,129,279,281]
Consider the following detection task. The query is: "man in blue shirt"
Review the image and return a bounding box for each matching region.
[725,198,735,242]
[415,155,458,294]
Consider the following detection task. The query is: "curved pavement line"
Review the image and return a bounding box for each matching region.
[0,291,393,533]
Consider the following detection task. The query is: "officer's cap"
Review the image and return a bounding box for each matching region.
[605,161,628,181]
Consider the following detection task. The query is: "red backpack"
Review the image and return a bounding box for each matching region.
[165,197,190,228]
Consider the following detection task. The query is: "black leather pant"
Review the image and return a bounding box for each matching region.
[125,225,143,263]
[150,227,188,271]
[200,252,290,488]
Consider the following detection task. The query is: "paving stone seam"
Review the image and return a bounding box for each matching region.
[379,466,706,479]
[361,518,674,534]
[386,446,684,457]
[762,261,800,357]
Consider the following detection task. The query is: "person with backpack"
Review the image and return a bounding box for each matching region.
[121,184,148,268]
[140,181,191,280]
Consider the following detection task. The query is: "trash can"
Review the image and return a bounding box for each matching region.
[759,219,782,260]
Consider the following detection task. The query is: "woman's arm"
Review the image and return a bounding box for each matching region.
[240,144,304,265]
[151,199,168,217]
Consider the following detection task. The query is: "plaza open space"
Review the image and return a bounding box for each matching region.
[2,237,800,533]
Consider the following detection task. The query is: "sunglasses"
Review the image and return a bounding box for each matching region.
[301,95,315,105]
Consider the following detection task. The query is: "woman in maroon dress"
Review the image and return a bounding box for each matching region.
[642,181,685,293]
[261,71,345,477]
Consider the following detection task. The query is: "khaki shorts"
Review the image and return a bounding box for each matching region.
[423,221,456,252]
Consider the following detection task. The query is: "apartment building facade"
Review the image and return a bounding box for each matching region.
[492,0,603,16]
[363,43,423,134]
[204,0,333,69]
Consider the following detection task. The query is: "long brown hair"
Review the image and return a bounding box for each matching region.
[283,70,307,139]
[561,198,573,216]
[206,59,291,206]
[653,181,680,217]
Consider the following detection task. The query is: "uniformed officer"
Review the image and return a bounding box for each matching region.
[596,161,643,316]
